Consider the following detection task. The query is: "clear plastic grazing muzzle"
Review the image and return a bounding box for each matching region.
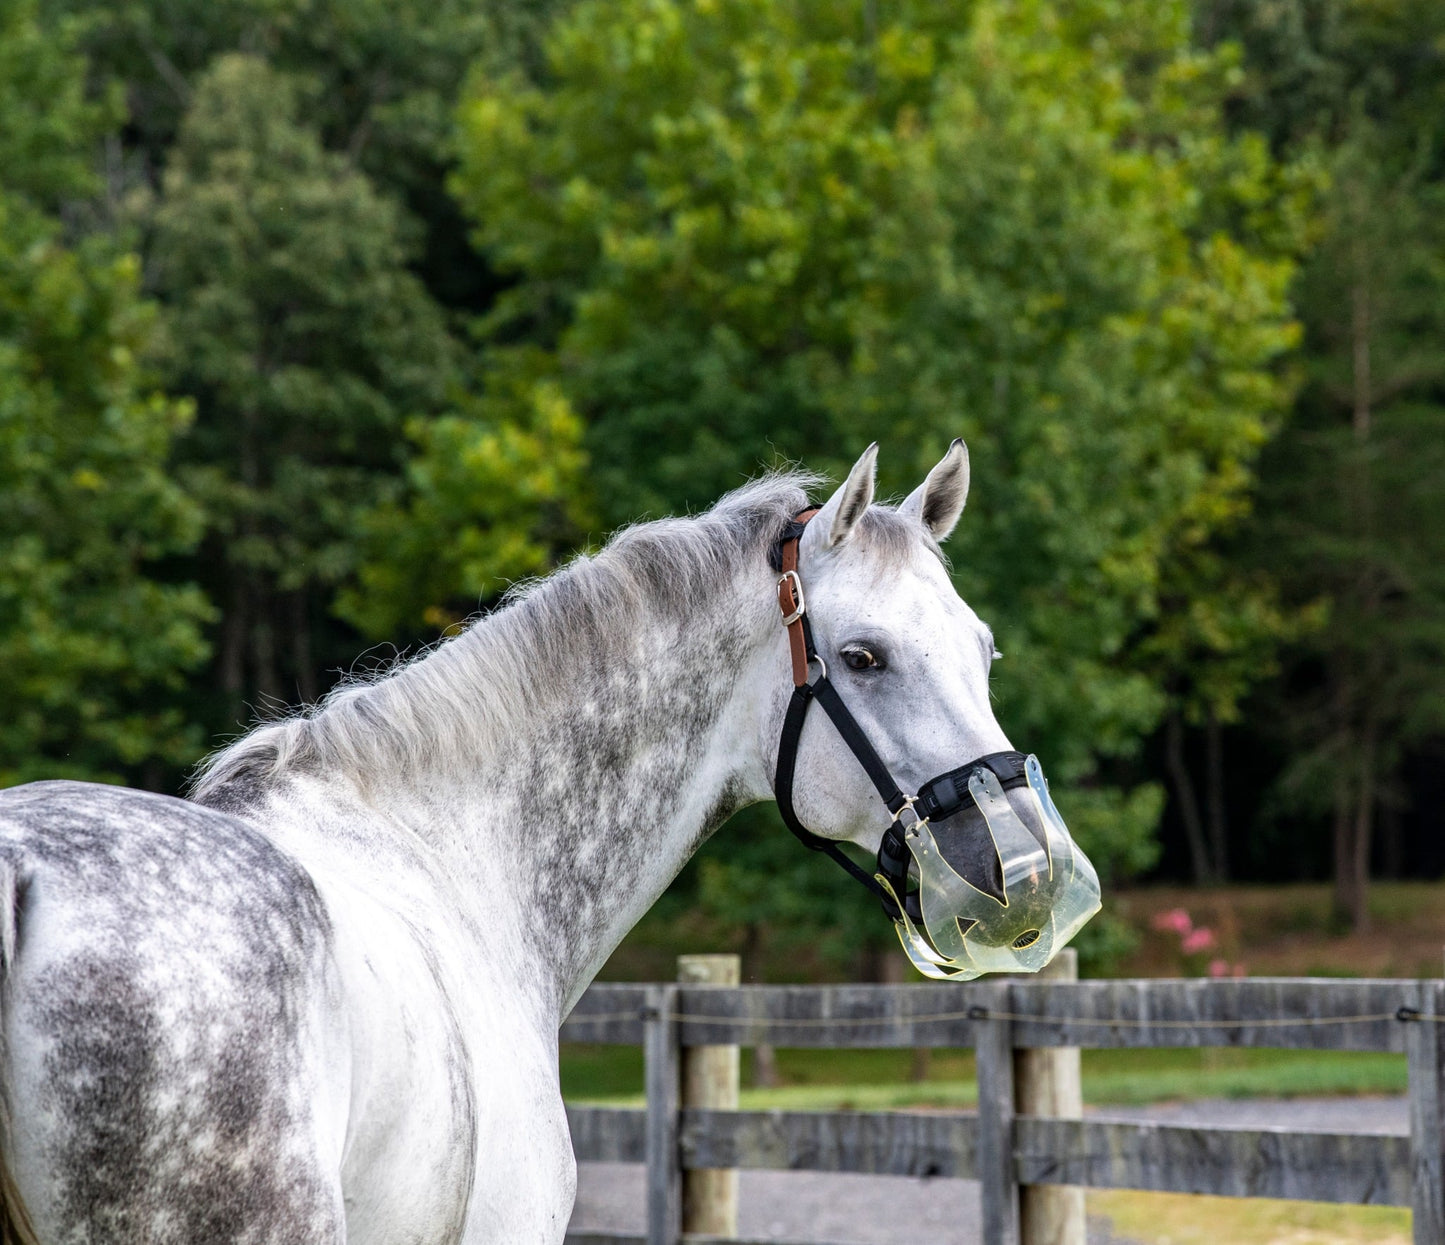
[876,755,1101,980]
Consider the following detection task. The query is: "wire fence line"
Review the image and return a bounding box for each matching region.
[562,976,1441,1051]
[567,1004,1437,1031]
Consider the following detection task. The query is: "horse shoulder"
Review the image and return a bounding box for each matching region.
[253,793,573,1243]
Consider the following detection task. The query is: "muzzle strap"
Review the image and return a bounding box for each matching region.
[809,679,909,814]
[917,751,1029,819]
[775,678,900,908]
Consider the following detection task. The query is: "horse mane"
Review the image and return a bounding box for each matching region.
[188,472,763,799]
[190,469,931,803]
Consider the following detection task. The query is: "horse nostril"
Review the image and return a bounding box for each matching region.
[1012,929,1041,950]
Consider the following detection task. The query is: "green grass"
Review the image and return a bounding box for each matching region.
[1087,1189,1410,1245]
[560,1043,1407,1109]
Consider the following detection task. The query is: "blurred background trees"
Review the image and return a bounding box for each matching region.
[2,0,1441,959]
[1197,0,1445,929]
[0,0,210,786]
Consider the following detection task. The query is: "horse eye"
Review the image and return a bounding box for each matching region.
[841,646,880,672]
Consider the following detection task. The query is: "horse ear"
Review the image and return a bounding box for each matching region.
[900,438,970,540]
[814,443,878,549]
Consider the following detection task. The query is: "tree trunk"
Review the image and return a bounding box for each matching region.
[1205,708,1228,882]
[1334,266,1376,934]
[1382,799,1403,880]
[292,589,318,704]
[1165,711,1213,884]
[1331,764,1357,928]
[1348,721,1377,932]
[742,923,777,1089]
[220,571,247,698]
[251,585,281,706]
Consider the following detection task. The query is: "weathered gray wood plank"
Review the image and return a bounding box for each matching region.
[1015,1118,1410,1206]
[1003,979,1415,1053]
[673,982,984,1049]
[645,985,682,1245]
[563,979,1421,1052]
[566,1235,854,1245]
[568,1105,646,1164]
[570,1103,1412,1208]
[678,1108,979,1178]
[1407,978,1445,1243]
[565,984,650,1044]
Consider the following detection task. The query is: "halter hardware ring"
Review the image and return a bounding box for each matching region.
[891,795,927,835]
[778,570,807,626]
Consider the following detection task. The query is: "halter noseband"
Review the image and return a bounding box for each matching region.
[770,509,1027,923]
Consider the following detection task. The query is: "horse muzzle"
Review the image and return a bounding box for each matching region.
[874,752,1101,980]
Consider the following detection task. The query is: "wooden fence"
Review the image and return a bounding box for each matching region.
[560,971,1445,1245]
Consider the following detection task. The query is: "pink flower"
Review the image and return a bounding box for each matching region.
[1151,908,1193,936]
[1208,958,1231,977]
[1181,927,1217,954]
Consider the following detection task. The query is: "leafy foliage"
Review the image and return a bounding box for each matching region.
[0,0,209,785]
[50,0,568,311]
[5,0,1440,967]
[452,0,1307,886]
[336,350,590,639]
[1203,0,1445,924]
[142,53,462,707]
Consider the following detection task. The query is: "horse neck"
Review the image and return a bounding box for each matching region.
[377,565,779,1017]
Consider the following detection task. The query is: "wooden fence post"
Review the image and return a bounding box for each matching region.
[677,954,741,1237]
[976,980,1021,1245]
[1015,948,1085,1245]
[1409,968,1445,1245]
[644,983,682,1245]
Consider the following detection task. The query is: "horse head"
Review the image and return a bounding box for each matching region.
[765,442,1100,979]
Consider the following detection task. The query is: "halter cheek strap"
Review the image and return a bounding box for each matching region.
[772,511,915,918]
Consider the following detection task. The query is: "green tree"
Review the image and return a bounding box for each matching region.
[145,53,589,711]
[335,349,590,640]
[1201,0,1445,925]
[452,0,1306,902]
[1262,126,1445,927]
[0,0,209,786]
[41,3,592,733]
[144,53,464,707]
[52,0,569,311]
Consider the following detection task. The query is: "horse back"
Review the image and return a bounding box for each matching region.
[0,780,347,1244]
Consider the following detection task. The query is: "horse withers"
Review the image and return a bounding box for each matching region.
[0,443,1098,1244]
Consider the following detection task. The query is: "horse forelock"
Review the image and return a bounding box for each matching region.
[836,502,945,573]
[190,469,842,804]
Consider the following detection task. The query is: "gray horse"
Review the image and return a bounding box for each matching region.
[0,444,1075,1244]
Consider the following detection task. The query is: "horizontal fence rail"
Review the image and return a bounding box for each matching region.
[566,1105,1412,1205]
[563,978,1436,1051]
[563,976,1445,1245]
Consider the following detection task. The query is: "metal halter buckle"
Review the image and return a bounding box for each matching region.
[778,570,806,626]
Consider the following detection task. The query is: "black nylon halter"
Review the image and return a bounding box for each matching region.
[769,510,1027,922]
